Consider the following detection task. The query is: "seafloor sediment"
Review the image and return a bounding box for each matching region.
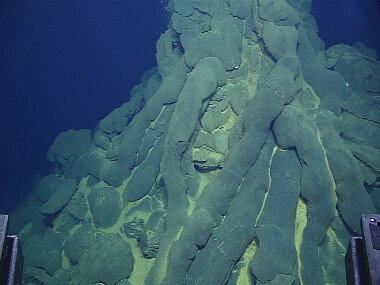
[10,0,380,284]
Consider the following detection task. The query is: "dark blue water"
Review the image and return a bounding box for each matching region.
[0,0,165,212]
[312,0,380,56]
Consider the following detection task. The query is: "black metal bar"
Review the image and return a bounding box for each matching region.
[0,215,23,285]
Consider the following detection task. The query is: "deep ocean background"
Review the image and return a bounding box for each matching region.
[312,0,380,56]
[0,0,167,212]
[0,0,379,213]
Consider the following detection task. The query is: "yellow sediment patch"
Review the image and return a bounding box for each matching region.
[78,176,92,200]
[294,197,307,285]
[154,251,169,284]
[322,226,347,284]
[188,174,209,216]
[76,177,150,230]
[238,39,262,98]
[68,223,81,236]
[52,214,65,232]
[222,105,238,132]
[247,71,259,96]
[149,225,185,284]
[326,225,347,254]
[175,226,184,241]
[83,150,151,231]
[100,192,152,235]
[138,115,164,162]
[121,235,155,285]
[236,239,256,285]
[80,173,156,283]
[316,130,337,204]
[150,105,166,129]
[42,132,163,275]
[61,250,71,270]
[303,80,320,109]
[255,146,278,227]
[52,176,94,233]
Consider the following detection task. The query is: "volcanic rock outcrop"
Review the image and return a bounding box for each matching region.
[12,0,379,284]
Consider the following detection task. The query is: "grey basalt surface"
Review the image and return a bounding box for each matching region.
[12,0,380,284]
[88,185,122,228]
[39,177,77,215]
[250,150,301,284]
[79,233,134,285]
[64,223,95,264]
[47,129,91,169]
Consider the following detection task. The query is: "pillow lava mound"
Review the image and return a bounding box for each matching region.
[12,0,380,284]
